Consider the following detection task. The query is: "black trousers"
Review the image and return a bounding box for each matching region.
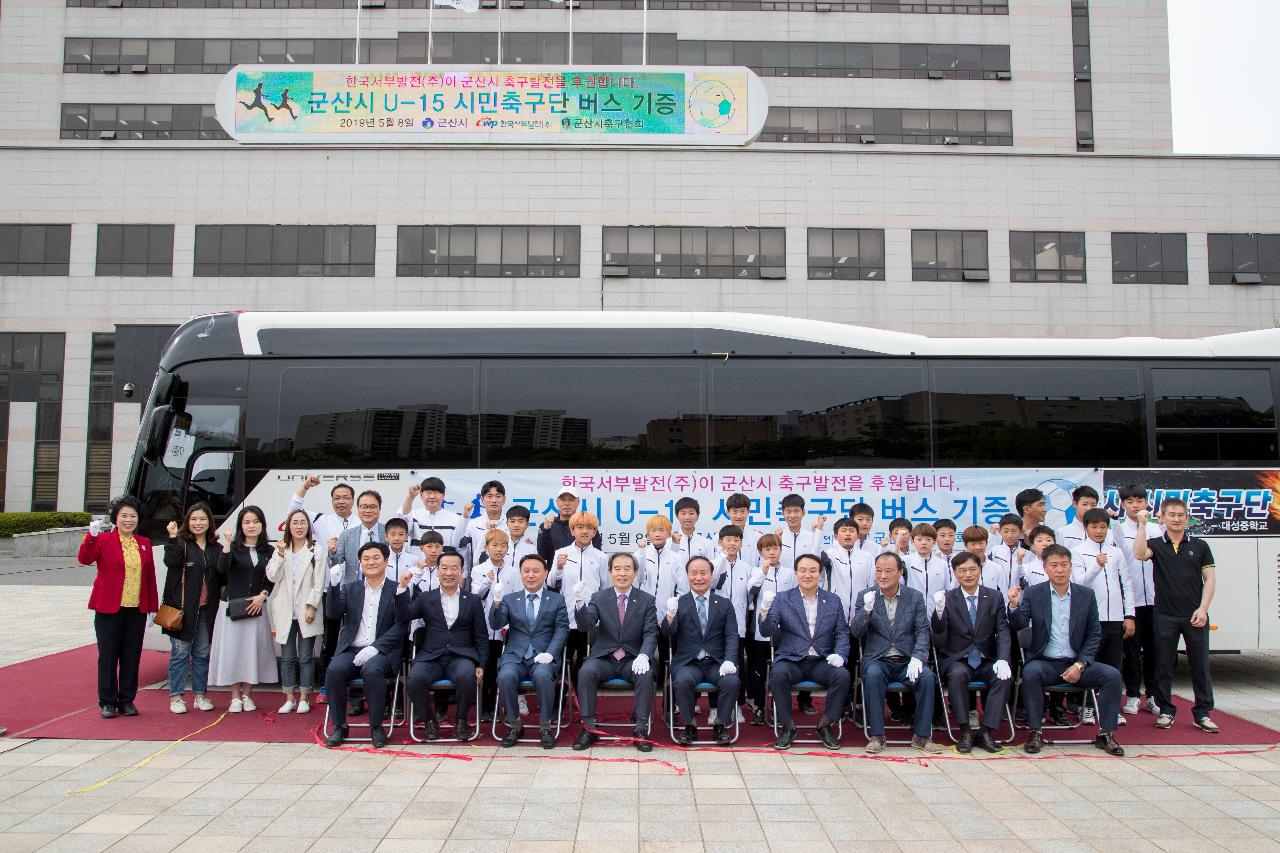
[1021,657,1123,733]
[94,608,146,707]
[1122,605,1157,698]
[943,659,1010,731]
[481,639,503,714]
[325,648,396,729]
[320,613,342,690]
[1152,612,1214,719]
[407,654,478,722]
[672,659,740,725]
[770,657,851,726]
[1097,620,1125,672]
[745,638,771,711]
[565,629,589,686]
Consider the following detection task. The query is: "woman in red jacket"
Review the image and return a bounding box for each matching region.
[79,495,159,718]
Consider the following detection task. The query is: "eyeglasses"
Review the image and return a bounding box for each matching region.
[357,504,380,510]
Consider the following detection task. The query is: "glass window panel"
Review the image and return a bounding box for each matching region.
[936,231,962,268]
[985,111,1012,134]
[962,231,987,267]
[808,228,833,265]
[911,231,937,268]
[1153,368,1275,429]
[476,227,501,264]
[602,226,627,263]
[501,226,528,266]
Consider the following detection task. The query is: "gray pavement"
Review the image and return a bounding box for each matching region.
[1,556,1279,851]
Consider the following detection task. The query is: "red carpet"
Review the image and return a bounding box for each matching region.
[3,645,1277,748]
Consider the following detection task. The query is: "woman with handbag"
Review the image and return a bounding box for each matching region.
[208,506,276,712]
[265,508,326,714]
[160,502,222,715]
[79,495,159,719]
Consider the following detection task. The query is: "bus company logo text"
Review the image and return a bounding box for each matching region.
[276,473,401,482]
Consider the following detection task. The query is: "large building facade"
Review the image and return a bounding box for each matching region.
[0,0,1277,512]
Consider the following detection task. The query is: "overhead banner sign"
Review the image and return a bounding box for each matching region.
[1104,469,1280,537]
[214,65,768,145]
[233,467,1101,548]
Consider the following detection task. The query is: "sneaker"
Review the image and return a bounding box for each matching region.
[518,696,529,717]
[1117,713,1127,726]
[169,697,187,715]
[241,695,257,712]
[911,735,944,754]
[296,700,310,714]
[865,735,886,754]
[708,709,719,726]
[193,696,214,712]
[1194,716,1219,734]
[1122,696,1140,715]
[277,700,297,714]
[1081,707,1096,725]
[1155,713,1174,729]
[228,698,244,713]
[1144,696,1160,715]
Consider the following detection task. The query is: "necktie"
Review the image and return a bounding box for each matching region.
[613,593,627,660]
[696,595,708,660]
[523,593,537,660]
[967,595,981,668]
[364,527,374,545]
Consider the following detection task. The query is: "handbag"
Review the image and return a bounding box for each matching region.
[154,549,186,631]
[226,597,261,621]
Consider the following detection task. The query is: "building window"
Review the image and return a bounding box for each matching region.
[0,225,71,276]
[601,227,785,279]
[65,0,1009,13]
[194,225,375,276]
[96,225,174,276]
[1153,367,1277,463]
[397,226,580,277]
[911,230,988,281]
[60,104,227,140]
[1111,233,1187,285]
[1010,231,1086,282]
[761,107,1012,146]
[807,229,884,280]
[85,334,115,513]
[1072,0,1094,149]
[1208,233,1280,285]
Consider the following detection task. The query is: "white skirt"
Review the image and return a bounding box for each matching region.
[207,602,279,687]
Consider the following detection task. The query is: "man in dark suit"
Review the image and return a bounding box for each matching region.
[572,552,658,752]
[323,541,403,748]
[491,554,570,749]
[931,550,1012,754]
[660,555,740,745]
[850,552,944,754]
[1009,543,1125,757]
[758,553,850,750]
[329,490,387,585]
[396,550,486,742]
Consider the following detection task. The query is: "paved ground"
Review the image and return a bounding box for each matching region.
[2,559,1280,852]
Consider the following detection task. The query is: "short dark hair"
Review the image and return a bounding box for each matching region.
[1071,485,1100,503]
[330,482,354,499]
[506,505,531,521]
[1015,488,1045,515]
[833,517,857,534]
[1081,508,1111,527]
[875,551,905,575]
[1118,484,1146,502]
[357,541,389,559]
[1028,524,1056,544]
[109,495,143,524]
[519,553,547,571]
[356,490,382,508]
[718,524,743,540]
[439,549,465,568]
[949,550,981,573]
[725,493,751,511]
[888,517,911,534]
[850,502,874,519]
[1041,544,1072,564]
[674,497,701,515]
[998,513,1022,529]
[1160,496,1189,513]
[420,476,446,494]
[933,518,957,532]
[794,553,823,573]
[780,494,805,510]
[608,551,638,573]
[911,523,937,539]
[418,530,444,546]
[686,555,714,573]
[961,525,989,543]
[384,517,408,534]
[480,479,506,496]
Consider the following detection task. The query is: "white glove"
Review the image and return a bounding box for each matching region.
[328,566,344,587]
[572,581,585,603]
[863,591,875,613]
[665,596,680,618]
[906,657,923,682]
[993,660,1012,681]
[719,660,737,677]
[933,591,945,616]
[533,652,553,665]
[352,647,377,667]
[88,519,103,536]
[631,654,650,675]
[826,654,844,668]
[760,590,776,611]
[491,581,504,601]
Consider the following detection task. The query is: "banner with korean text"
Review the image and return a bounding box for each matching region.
[214,65,768,145]
[1103,469,1280,536]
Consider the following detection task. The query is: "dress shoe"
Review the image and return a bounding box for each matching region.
[713,723,731,746]
[455,721,473,742]
[751,707,766,726]
[540,728,556,750]
[954,728,974,754]
[348,699,364,717]
[677,723,697,746]
[325,725,348,748]
[371,726,388,748]
[1024,730,1045,754]
[572,729,599,751]
[633,725,652,752]
[1093,731,1125,757]
[100,704,117,719]
[1048,705,1068,726]
[798,699,817,716]
[423,718,440,741]
[817,719,841,750]
[773,724,797,750]
[501,725,525,748]
[117,702,138,717]
[974,731,1005,754]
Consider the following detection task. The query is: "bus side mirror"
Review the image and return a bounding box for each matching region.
[142,405,172,464]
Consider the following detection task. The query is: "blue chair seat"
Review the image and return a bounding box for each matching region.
[602,678,632,687]
[430,679,456,688]
[794,681,824,690]
[968,681,988,688]
[695,682,718,690]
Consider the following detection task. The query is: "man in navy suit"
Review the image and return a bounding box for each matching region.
[490,554,570,749]
[324,542,403,748]
[758,553,850,750]
[660,556,740,746]
[1009,544,1125,756]
[396,551,486,742]
[931,550,1012,754]
[850,552,944,754]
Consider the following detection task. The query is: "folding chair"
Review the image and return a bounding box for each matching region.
[1012,627,1099,745]
[856,639,916,746]
[491,655,570,745]
[322,669,403,744]
[665,665,740,745]
[932,648,1014,744]
[764,651,844,746]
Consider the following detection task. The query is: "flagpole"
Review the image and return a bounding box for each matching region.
[642,0,648,65]
[354,0,362,64]
[568,0,574,65]
[497,0,504,65]
[427,0,435,64]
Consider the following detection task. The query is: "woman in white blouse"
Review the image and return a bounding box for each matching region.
[266,509,327,714]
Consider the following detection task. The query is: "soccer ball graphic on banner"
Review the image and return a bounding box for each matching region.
[688,79,736,130]
[1038,477,1079,528]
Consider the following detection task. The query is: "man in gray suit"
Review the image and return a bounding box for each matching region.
[490,554,570,749]
[850,551,944,754]
[330,490,387,584]
[572,552,658,752]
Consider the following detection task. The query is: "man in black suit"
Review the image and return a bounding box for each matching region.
[1009,544,1125,757]
[572,552,658,752]
[324,542,403,748]
[660,556,740,745]
[396,550,486,741]
[930,550,1012,754]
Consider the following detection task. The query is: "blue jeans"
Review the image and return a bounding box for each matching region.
[279,621,315,692]
[168,607,212,697]
[862,657,935,739]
